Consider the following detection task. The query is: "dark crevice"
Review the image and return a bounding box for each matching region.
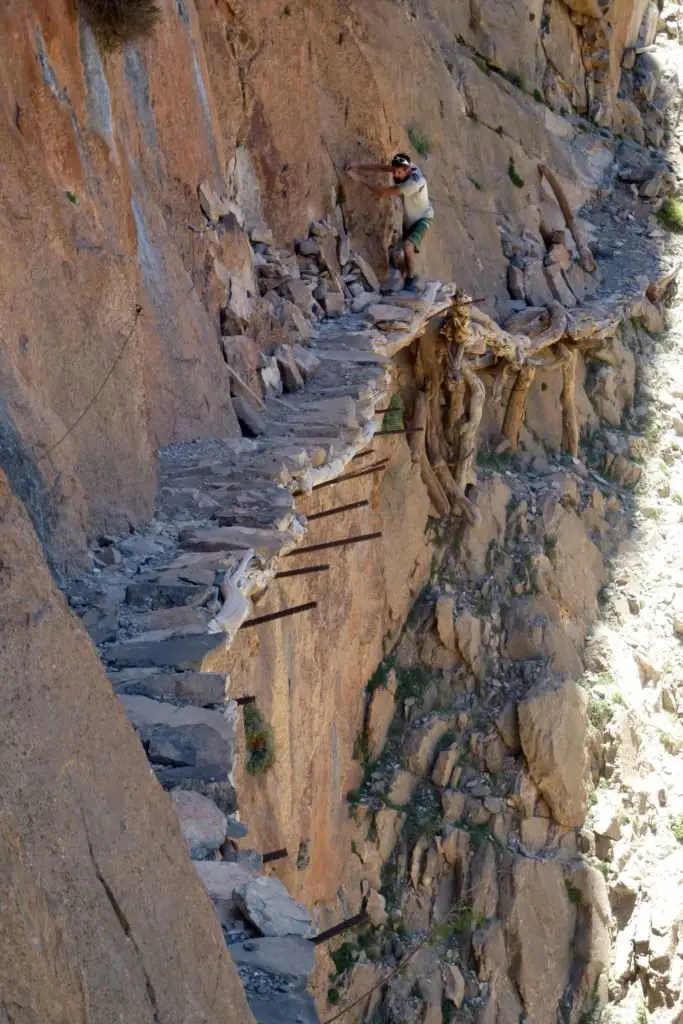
[84,829,161,1024]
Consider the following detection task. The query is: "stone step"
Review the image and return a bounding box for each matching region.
[105,631,225,669]
[178,526,299,558]
[229,937,315,985]
[125,578,215,609]
[110,670,228,705]
[193,860,262,926]
[246,991,320,1024]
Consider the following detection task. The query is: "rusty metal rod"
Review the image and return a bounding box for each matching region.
[242,602,317,628]
[306,499,369,522]
[311,905,369,946]
[235,696,256,705]
[312,459,389,491]
[274,564,330,579]
[374,427,424,436]
[352,448,375,460]
[285,532,382,557]
[262,848,288,864]
[374,408,389,414]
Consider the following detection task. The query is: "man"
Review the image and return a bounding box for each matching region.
[346,153,434,293]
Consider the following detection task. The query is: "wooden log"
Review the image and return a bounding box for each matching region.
[539,164,597,274]
[454,363,486,491]
[501,364,536,452]
[409,390,450,516]
[559,343,579,458]
[525,302,568,357]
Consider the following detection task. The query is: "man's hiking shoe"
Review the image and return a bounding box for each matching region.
[403,276,420,294]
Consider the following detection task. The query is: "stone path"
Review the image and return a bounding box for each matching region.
[64,206,455,1022]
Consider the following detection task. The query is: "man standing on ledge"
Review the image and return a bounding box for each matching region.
[346,153,434,294]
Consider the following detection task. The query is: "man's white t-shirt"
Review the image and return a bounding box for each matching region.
[396,164,434,228]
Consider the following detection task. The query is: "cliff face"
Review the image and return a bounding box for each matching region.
[1,0,648,565]
[0,466,253,1023]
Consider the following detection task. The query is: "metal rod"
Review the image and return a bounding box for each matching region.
[374,427,424,435]
[306,499,369,522]
[374,408,389,414]
[352,448,375,460]
[274,564,330,579]
[235,696,256,705]
[311,905,369,946]
[285,532,382,557]
[312,460,389,491]
[262,848,288,864]
[242,602,317,628]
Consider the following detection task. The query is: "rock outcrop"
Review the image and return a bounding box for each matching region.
[0,467,253,1023]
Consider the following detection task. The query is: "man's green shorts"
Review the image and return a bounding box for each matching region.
[403,216,434,252]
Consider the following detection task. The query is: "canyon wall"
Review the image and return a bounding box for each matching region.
[0,466,253,1023]
[0,0,648,566]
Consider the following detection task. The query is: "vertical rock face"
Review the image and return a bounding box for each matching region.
[0,468,253,1023]
[518,677,592,827]
[0,0,648,562]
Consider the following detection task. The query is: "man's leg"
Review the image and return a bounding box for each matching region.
[403,240,417,279]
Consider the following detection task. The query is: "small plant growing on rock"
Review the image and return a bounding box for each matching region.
[382,394,405,432]
[658,197,683,233]
[533,88,544,103]
[243,703,275,775]
[670,813,683,842]
[81,0,161,51]
[565,880,582,905]
[408,129,431,157]
[508,157,525,189]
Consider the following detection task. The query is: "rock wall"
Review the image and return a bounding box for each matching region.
[0,0,649,565]
[0,466,253,1022]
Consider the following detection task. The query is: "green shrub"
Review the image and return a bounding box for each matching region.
[327,988,341,1006]
[243,704,275,776]
[408,129,431,157]
[469,176,483,190]
[587,695,614,732]
[382,394,405,432]
[671,813,683,841]
[565,880,582,905]
[658,197,683,232]
[81,0,161,51]
[508,157,525,188]
[533,88,544,103]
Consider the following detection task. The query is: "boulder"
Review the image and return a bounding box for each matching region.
[432,743,460,788]
[274,345,305,393]
[454,612,484,680]
[505,857,576,1024]
[518,677,591,827]
[435,596,456,652]
[405,717,455,777]
[443,964,465,1009]
[366,670,397,761]
[170,790,227,859]
[234,876,317,938]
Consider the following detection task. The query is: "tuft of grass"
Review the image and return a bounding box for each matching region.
[469,176,483,190]
[508,156,525,189]
[81,0,161,51]
[533,88,544,103]
[671,813,683,842]
[382,393,405,432]
[565,880,582,906]
[658,196,683,233]
[395,664,431,704]
[502,69,525,91]
[636,999,648,1024]
[65,190,77,204]
[408,129,431,157]
[243,704,276,776]
[587,694,614,732]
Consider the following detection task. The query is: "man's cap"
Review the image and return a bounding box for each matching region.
[391,153,411,168]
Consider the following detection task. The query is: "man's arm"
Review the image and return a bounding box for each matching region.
[346,162,394,173]
[352,178,402,197]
